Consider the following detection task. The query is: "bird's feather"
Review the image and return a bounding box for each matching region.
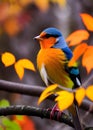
[37,48,74,88]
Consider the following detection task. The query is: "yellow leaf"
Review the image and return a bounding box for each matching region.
[1,52,16,67]
[14,59,35,79]
[55,91,74,111]
[51,0,66,6]
[82,46,93,73]
[75,87,85,106]
[19,0,32,7]
[35,0,49,11]
[8,4,22,16]
[38,84,58,105]
[17,59,36,71]
[80,13,93,31]
[68,43,88,66]
[14,61,24,80]
[66,30,89,46]
[86,85,93,101]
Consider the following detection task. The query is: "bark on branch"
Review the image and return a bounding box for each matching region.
[0,105,92,130]
[0,80,93,114]
[0,105,74,128]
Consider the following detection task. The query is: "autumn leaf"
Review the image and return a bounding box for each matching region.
[82,46,93,73]
[68,43,88,66]
[55,91,74,111]
[38,84,58,105]
[13,116,36,130]
[8,4,22,17]
[4,17,20,36]
[80,13,93,31]
[1,52,16,67]
[66,30,89,46]
[14,59,35,79]
[0,3,9,22]
[19,0,32,7]
[75,87,85,106]
[18,59,36,71]
[14,61,24,80]
[86,85,93,101]
[51,0,66,6]
[35,0,49,11]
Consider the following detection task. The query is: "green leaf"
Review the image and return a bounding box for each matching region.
[0,99,10,108]
[2,117,21,130]
[15,115,23,120]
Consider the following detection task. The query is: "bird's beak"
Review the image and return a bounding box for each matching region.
[34,35,42,41]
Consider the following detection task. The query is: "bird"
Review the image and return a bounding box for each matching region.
[34,27,82,130]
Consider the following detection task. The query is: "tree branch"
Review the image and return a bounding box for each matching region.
[0,105,74,128]
[0,80,93,113]
[0,105,92,130]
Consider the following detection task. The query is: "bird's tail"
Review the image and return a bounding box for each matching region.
[69,103,83,130]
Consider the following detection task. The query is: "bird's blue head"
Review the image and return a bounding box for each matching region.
[34,27,68,49]
[34,27,73,59]
[43,27,62,37]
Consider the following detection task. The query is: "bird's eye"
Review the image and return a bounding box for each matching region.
[42,34,59,39]
[44,34,51,38]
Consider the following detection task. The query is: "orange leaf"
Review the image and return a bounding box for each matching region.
[55,91,74,111]
[66,30,89,46]
[19,0,32,7]
[75,87,85,106]
[35,0,49,11]
[0,3,9,22]
[38,84,58,105]
[80,13,93,31]
[13,116,36,130]
[68,43,88,66]
[86,85,93,101]
[14,61,24,80]
[1,52,16,67]
[17,59,36,71]
[4,17,20,36]
[82,46,93,73]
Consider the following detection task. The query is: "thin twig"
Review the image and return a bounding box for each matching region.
[82,73,93,87]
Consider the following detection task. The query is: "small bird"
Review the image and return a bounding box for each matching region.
[34,27,82,130]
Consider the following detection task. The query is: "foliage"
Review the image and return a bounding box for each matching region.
[0,0,66,36]
[0,99,20,130]
[0,99,35,130]
[1,52,36,79]
[38,13,93,111]
[0,1,93,128]
[12,115,36,130]
[1,13,93,111]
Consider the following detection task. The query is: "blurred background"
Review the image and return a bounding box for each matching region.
[0,0,93,130]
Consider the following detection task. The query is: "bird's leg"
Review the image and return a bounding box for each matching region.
[49,103,62,120]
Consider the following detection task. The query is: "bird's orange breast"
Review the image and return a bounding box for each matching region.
[37,48,74,88]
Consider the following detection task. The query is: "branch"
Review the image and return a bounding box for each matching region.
[0,80,93,113]
[0,105,92,130]
[0,105,74,128]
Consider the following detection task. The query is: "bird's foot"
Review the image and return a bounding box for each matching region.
[48,104,62,120]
